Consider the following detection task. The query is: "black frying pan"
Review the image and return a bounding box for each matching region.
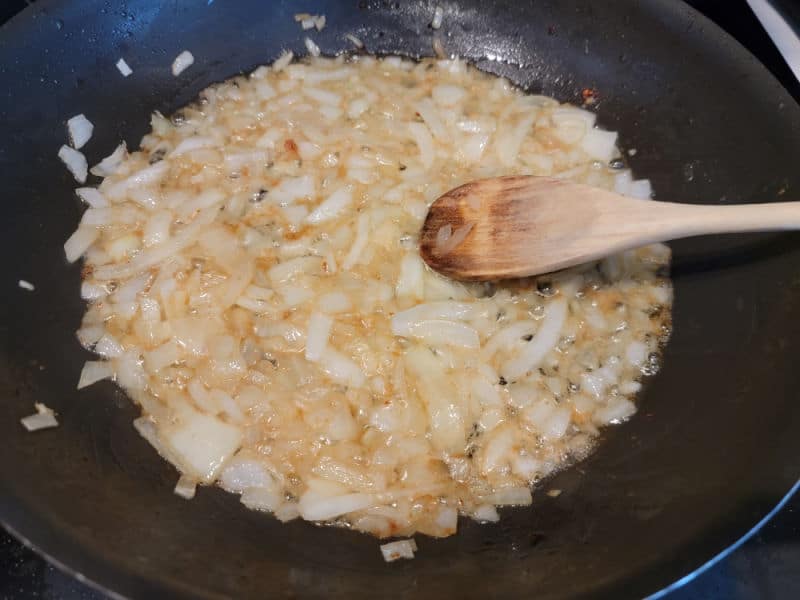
[1,1,800,598]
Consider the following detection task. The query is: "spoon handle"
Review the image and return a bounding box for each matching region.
[638,200,800,241]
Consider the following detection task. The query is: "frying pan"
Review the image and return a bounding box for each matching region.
[1,0,800,598]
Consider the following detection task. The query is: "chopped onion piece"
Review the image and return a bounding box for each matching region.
[172,50,195,76]
[414,98,448,141]
[95,334,124,358]
[298,491,373,521]
[116,58,133,77]
[21,403,58,432]
[436,223,451,246]
[391,302,474,336]
[432,84,466,107]
[64,226,99,263]
[220,455,273,492]
[162,410,243,482]
[269,175,315,205]
[240,487,282,516]
[144,340,181,372]
[75,187,108,208]
[305,312,333,362]
[595,398,636,425]
[171,136,215,156]
[90,142,127,177]
[241,486,283,512]
[345,33,364,49]
[272,50,293,72]
[304,37,321,58]
[395,253,425,300]
[435,506,458,533]
[58,145,88,183]
[408,121,434,165]
[473,504,500,522]
[481,320,538,361]
[485,486,533,506]
[76,325,105,348]
[306,187,352,224]
[67,114,94,150]
[628,179,653,200]
[319,348,365,387]
[274,503,301,522]
[406,320,480,348]
[434,222,473,256]
[318,291,351,313]
[431,6,444,29]
[174,475,197,499]
[502,298,568,381]
[77,360,115,389]
[341,212,370,270]
[92,206,218,280]
[580,128,618,162]
[380,539,417,562]
[18,280,34,291]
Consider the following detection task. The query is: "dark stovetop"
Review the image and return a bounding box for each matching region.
[1,1,799,598]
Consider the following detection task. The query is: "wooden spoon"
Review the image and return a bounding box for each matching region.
[420,175,800,281]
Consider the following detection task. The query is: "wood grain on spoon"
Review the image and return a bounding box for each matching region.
[420,175,800,281]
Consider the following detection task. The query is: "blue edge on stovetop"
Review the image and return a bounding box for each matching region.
[1,1,798,598]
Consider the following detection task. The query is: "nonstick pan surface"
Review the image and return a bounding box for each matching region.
[1,1,800,598]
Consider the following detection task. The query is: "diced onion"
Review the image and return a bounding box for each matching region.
[75,187,108,208]
[299,491,373,521]
[408,122,435,165]
[58,145,88,183]
[406,320,480,348]
[341,212,370,270]
[431,6,444,29]
[77,360,115,389]
[433,222,473,256]
[473,505,500,522]
[172,50,195,76]
[273,50,294,72]
[304,38,321,58]
[20,403,58,432]
[116,58,133,77]
[174,475,197,499]
[241,486,283,512]
[64,226,99,263]
[67,114,94,150]
[391,302,474,336]
[305,312,333,362]
[502,298,568,381]
[319,348,366,387]
[580,128,618,162]
[90,142,127,177]
[64,54,671,542]
[485,487,533,506]
[380,539,417,562]
[345,34,364,49]
[306,187,352,224]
